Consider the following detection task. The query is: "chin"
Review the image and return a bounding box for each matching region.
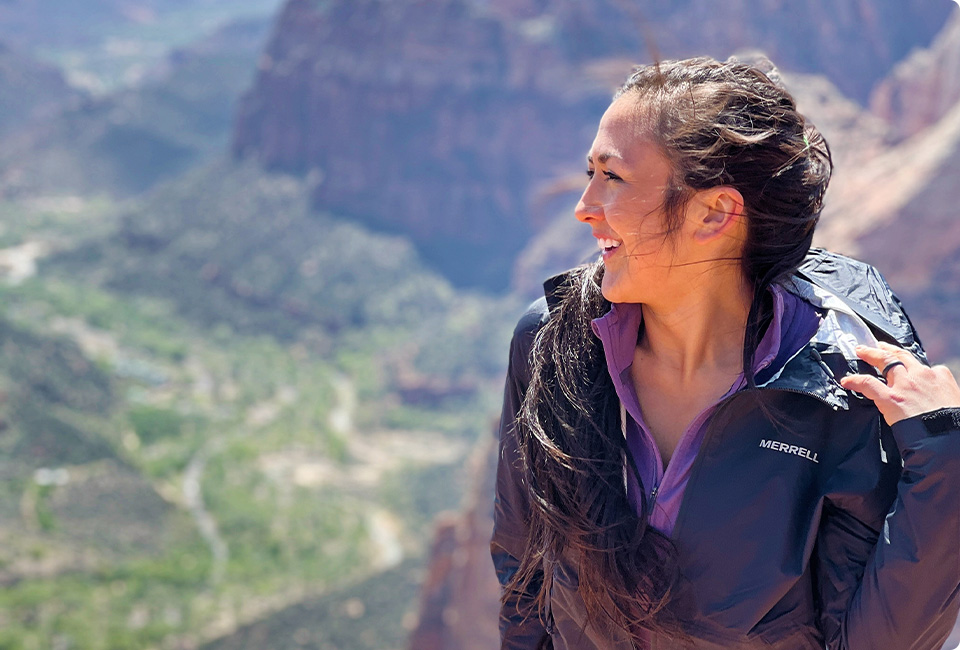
[600,274,631,304]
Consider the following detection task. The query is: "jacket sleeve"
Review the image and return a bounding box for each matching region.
[816,407,960,650]
[490,300,552,650]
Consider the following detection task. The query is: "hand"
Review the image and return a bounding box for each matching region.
[839,342,960,425]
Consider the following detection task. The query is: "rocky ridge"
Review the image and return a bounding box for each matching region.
[814,11,960,361]
[0,18,271,198]
[232,0,951,289]
[407,433,500,650]
[0,42,79,138]
[870,11,960,140]
[233,0,608,288]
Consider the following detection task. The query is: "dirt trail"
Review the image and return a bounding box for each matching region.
[327,372,355,435]
[184,446,228,586]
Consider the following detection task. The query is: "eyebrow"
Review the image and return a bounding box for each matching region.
[586,153,622,165]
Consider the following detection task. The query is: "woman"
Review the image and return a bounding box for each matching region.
[491,56,960,649]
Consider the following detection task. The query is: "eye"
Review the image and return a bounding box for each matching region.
[586,169,595,179]
[603,170,622,181]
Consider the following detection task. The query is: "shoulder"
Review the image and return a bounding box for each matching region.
[513,297,551,340]
[508,264,595,373]
[796,248,924,357]
[507,297,551,386]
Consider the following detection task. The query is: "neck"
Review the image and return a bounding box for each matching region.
[639,273,755,383]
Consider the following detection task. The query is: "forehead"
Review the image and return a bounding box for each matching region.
[588,96,670,172]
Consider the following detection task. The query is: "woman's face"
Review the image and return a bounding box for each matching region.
[575,97,690,305]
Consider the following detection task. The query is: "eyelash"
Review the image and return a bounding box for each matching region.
[586,169,622,181]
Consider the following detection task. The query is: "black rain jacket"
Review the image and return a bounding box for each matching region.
[491,249,960,649]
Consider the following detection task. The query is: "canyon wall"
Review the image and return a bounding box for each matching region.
[232,0,952,289]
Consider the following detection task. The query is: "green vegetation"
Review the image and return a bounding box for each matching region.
[0,6,522,642]
[128,406,185,444]
[0,156,516,648]
[380,462,465,533]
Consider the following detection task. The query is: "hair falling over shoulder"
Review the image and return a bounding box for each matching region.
[503,263,687,643]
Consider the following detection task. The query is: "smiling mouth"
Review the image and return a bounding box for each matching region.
[597,237,622,253]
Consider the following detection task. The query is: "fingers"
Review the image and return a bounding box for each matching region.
[839,373,893,402]
[841,342,910,399]
[875,341,923,370]
[851,342,922,382]
[842,343,960,425]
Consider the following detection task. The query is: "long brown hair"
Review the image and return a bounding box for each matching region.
[503,56,832,644]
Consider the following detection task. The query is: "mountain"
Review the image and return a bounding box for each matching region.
[0,309,201,594]
[4,2,957,647]
[232,0,609,289]
[813,12,960,361]
[871,11,960,140]
[488,0,951,103]
[0,316,113,474]
[232,0,950,290]
[0,42,79,138]
[51,159,496,351]
[407,435,500,650]
[0,0,190,49]
[0,18,271,198]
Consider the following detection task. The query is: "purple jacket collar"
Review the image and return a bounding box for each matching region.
[590,285,794,385]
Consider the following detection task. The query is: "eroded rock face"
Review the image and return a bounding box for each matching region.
[407,432,501,650]
[233,0,608,288]
[871,12,960,141]
[232,0,950,289]
[837,102,960,361]
[812,14,960,362]
[489,0,952,103]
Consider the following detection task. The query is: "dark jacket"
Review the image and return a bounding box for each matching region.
[491,249,960,649]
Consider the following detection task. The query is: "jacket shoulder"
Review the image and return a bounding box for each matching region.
[797,248,925,356]
[508,298,550,387]
[514,297,550,338]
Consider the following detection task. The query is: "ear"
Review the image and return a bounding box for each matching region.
[691,187,745,244]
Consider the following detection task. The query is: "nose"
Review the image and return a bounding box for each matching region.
[575,184,603,224]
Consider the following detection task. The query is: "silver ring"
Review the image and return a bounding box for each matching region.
[881,360,905,380]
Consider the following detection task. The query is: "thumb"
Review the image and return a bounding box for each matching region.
[839,373,891,402]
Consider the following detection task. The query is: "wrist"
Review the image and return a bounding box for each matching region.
[919,407,960,435]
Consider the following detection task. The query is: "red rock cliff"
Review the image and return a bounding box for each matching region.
[232,0,951,289]
[871,11,960,140]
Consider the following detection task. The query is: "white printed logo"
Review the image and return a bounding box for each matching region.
[759,439,820,463]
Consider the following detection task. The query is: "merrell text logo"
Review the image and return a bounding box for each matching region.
[759,439,819,463]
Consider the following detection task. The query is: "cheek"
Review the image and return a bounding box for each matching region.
[610,209,671,247]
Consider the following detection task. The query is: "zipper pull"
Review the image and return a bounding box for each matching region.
[649,485,659,511]
[809,347,836,379]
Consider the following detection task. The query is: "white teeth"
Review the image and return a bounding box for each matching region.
[597,238,622,251]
